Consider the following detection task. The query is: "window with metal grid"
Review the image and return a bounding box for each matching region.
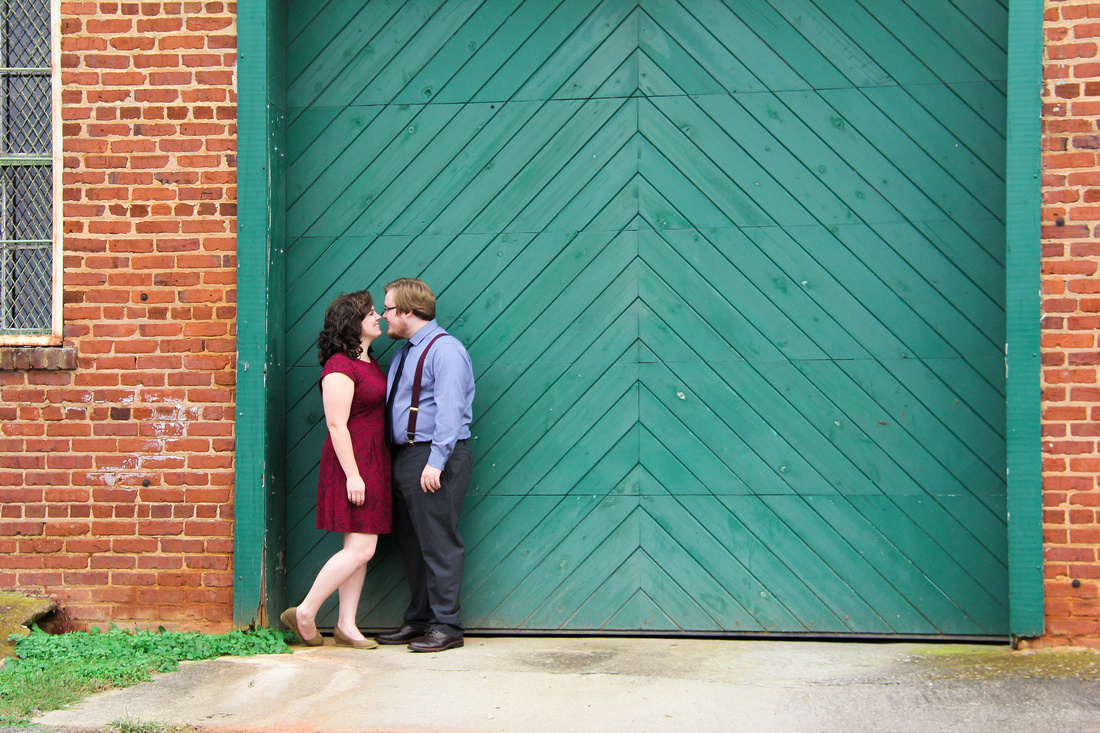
[0,0,51,334]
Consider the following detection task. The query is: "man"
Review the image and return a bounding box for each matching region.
[376,278,475,652]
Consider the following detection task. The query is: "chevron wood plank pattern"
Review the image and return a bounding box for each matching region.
[283,0,1009,635]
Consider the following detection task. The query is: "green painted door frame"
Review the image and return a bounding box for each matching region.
[235,0,287,628]
[235,0,1045,636]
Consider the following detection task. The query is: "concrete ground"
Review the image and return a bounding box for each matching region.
[32,636,1100,733]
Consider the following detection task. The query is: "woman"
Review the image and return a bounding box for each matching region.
[281,290,391,649]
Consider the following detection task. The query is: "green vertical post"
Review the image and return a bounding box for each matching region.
[234,0,287,628]
[1005,0,1044,638]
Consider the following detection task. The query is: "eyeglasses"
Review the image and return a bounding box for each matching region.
[381,306,396,315]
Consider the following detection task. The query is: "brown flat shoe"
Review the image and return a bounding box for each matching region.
[334,627,378,649]
[279,607,323,646]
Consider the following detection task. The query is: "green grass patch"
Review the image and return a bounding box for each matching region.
[0,625,291,723]
[102,718,199,733]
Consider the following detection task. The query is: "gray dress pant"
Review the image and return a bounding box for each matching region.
[390,440,471,639]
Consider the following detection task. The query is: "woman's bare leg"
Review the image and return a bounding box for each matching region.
[295,533,377,639]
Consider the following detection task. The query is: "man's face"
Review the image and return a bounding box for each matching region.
[382,291,409,339]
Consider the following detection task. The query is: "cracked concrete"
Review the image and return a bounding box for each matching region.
[33,636,1100,733]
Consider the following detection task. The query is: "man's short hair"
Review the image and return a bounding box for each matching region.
[386,277,436,321]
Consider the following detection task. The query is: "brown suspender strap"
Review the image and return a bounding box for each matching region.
[406,333,447,442]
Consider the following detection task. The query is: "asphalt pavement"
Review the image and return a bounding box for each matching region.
[32,635,1100,733]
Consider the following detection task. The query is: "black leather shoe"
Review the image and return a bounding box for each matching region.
[375,624,426,645]
[407,628,464,653]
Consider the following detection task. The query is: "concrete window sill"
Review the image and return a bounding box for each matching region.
[0,346,78,371]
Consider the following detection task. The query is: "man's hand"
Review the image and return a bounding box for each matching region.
[421,465,442,493]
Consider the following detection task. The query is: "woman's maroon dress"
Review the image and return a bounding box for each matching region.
[315,352,392,534]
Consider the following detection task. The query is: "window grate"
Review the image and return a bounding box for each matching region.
[0,0,52,335]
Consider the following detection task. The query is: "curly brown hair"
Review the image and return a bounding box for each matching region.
[316,290,374,365]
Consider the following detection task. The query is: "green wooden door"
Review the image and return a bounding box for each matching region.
[283,0,1008,635]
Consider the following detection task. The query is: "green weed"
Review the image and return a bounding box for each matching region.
[103,717,199,733]
[0,625,291,723]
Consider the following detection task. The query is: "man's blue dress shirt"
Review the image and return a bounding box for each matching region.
[386,320,475,470]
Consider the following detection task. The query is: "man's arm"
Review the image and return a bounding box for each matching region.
[421,339,474,492]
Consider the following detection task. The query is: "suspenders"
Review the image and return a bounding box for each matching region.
[403,333,446,443]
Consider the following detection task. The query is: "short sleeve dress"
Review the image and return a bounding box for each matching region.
[315,352,392,534]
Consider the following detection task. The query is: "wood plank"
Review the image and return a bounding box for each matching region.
[643,96,811,226]
[645,226,872,360]
[342,103,511,237]
[342,1,486,107]
[948,81,1008,138]
[387,0,524,105]
[288,104,460,237]
[505,496,640,629]
[603,587,681,631]
[639,249,823,363]
[809,88,999,220]
[643,361,835,496]
[847,496,1007,632]
[634,9,731,97]
[904,83,1006,177]
[549,7,639,100]
[835,356,1006,486]
[726,90,928,225]
[857,85,1005,216]
[914,219,1006,307]
[708,0,852,91]
[480,372,638,496]
[639,384,779,495]
[433,0,567,103]
[287,102,420,211]
[287,0,393,84]
[544,144,640,233]
[747,495,938,634]
[679,495,895,633]
[828,224,1004,386]
[462,494,603,625]
[866,220,1004,347]
[466,229,633,364]
[476,364,637,495]
[288,0,425,109]
[287,0,336,46]
[537,423,641,498]
[797,495,986,634]
[793,359,998,500]
[803,0,941,86]
[890,496,1007,601]
[639,0,776,94]
[373,103,532,234]
[512,0,638,102]
[468,98,632,233]
[569,550,709,631]
[750,0,892,89]
[857,0,988,84]
[509,100,639,232]
[700,92,912,226]
[470,0,629,103]
[638,420,744,496]
[643,496,849,632]
[949,0,1009,57]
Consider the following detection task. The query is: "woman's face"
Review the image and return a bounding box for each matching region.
[360,305,382,342]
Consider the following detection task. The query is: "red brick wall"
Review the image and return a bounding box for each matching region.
[0,1,237,631]
[2,1,1098,646]
[1039,0,1100,649]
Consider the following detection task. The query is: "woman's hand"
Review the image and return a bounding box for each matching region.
[346,474,366,505]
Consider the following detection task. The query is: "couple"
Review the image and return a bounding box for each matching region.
[280,278,475,653]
